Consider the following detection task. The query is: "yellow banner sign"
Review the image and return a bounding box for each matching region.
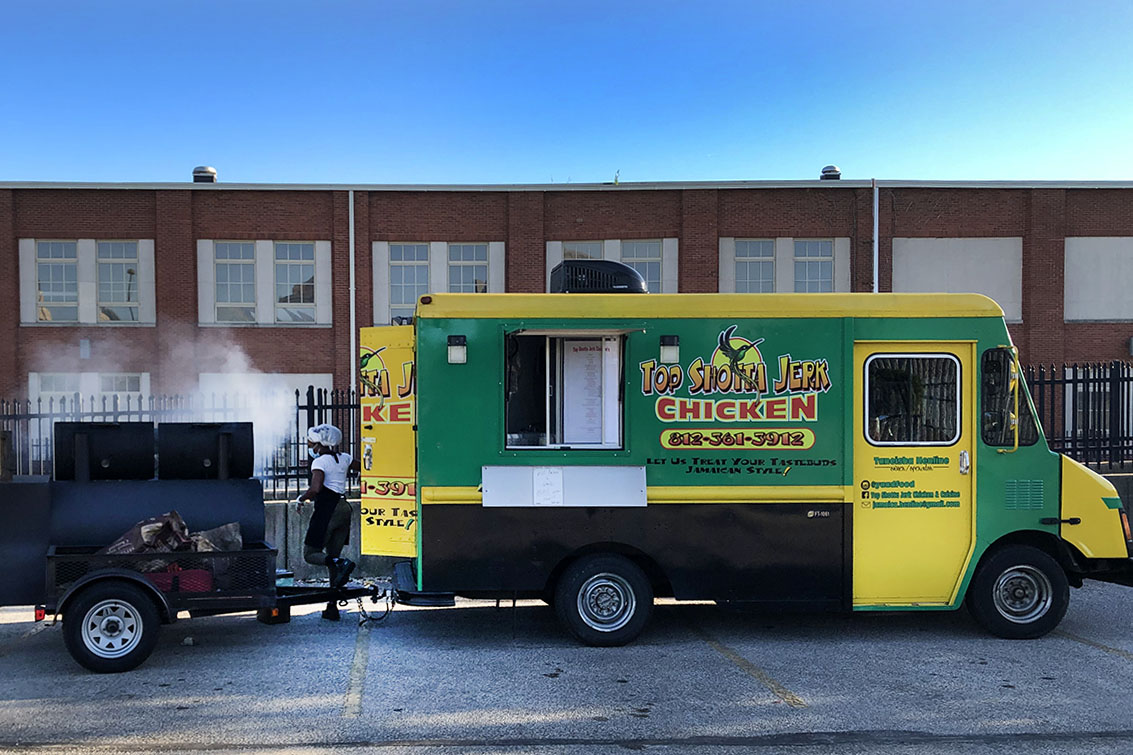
[660,428,816,450]
[359,326,418,558]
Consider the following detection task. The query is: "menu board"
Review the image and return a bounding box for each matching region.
[563,340,604,443]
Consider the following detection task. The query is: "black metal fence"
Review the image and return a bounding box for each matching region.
[1025,361,1133,469]
[0,387,362,499]
[5,363,1133,490]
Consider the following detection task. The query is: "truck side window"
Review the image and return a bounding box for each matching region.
[505,333,623,449]
[981,348,1039,447]
[866,354,960,445]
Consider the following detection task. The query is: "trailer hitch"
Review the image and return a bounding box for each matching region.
[340,583,393,626]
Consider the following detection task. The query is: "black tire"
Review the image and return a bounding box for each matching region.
[554,554,653,647]
[63,581,162,673]
[965,545,1069,639]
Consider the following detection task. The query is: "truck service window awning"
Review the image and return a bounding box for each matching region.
[506,328,642,337]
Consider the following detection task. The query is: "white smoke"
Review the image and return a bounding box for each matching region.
[27,323,328,477]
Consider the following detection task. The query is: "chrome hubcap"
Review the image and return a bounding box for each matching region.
[82,600,142,658]
[992,565,1052,624]
[578,573,636,632]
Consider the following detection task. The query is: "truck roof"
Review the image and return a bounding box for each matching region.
[415,293,1005,320]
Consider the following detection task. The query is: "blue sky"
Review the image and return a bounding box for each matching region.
[4,1,1132,184]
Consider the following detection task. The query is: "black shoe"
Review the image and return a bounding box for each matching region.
[322,604,340,621]
[332,558,356,588]
[326,558,339,587]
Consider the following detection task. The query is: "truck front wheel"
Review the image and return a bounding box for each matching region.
[554,554,653,646]
[63,581,161,673]
[966,545,1069,639]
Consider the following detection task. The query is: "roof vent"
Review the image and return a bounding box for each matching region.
[549,260,648,294]
[820,165,841,180]
[192,166,218,183]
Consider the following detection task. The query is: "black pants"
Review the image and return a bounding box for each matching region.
[304,492,351,567]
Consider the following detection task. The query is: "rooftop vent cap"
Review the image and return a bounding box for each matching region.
[820,165,841,180]
[192,166,218,183]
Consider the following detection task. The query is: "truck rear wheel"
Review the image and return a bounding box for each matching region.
[63,581,161,673]
[554,554,653,646]
[966,545,1069,639]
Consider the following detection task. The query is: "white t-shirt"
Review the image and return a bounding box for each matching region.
[312,452,353,495]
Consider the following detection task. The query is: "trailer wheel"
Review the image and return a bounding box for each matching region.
[554,554,653,646]
[63,581,161,673]
[966,545,1069,639]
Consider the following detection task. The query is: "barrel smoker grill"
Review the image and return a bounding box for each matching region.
[0,421,385,674]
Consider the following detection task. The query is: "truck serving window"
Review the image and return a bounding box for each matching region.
[866,354,960,445]
[981,348,1039,447]
[505,333,623,449]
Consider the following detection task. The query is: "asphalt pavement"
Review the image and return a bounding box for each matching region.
[2,579,1133,755]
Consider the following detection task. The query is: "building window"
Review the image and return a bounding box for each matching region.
[38,373,80,405]
[97,241,140,322]
[449,243,488,293]
[390,243,429,323]
[621,240,662,293]
[563,241,602,259]
[36,241,78,322]
[794,240,833,292]
[735,239,775,293]
[215,242,256,323]
[100,374,142,394]
[98,373,145,410]
[274,242,316,323]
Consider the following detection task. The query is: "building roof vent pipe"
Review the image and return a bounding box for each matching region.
[192,166,218,183]
[820,165,841,180]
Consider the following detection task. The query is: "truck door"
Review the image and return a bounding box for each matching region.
[359,325,418,558]
[852,342,975,605]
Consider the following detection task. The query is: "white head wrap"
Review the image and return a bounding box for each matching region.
[306,423,343,448]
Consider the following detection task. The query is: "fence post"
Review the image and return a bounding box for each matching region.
[304,385,316,429]
[1111,360,1122,467]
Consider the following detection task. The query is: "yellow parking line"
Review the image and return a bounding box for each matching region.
[690,625,807,708]
[1056,630,1133,662]
[342,622,371,718]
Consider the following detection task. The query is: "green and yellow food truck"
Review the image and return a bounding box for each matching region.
[358,289,1133,645]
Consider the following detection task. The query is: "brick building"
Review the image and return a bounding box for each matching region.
[3,176,1132,404]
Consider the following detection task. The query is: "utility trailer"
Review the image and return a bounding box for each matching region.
[1,422,383,673]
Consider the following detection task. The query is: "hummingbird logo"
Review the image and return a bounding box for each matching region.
[712,325,765,393]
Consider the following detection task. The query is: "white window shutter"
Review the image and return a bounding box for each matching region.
[77,239,97,324]
[19,238,35,323]
[255,240,274,325]
[662,238,679,293]
[315,240,332,324]
[545,241,563,292]
[372,241,390,325]
[718,237,736,293]
[489,242,505,292]
[138,239,156,324]
[197,240,215,324]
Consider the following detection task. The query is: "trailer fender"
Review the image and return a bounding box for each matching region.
[56,569,175,623]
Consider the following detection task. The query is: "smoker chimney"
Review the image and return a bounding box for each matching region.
[192,166,218,183]
[820,165,841,180]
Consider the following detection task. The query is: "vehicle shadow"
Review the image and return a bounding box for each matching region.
[364,598,984,649]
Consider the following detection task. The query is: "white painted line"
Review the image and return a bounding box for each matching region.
[342,622,371,718]
[691,624,807,709]
[1056,629,1133,662]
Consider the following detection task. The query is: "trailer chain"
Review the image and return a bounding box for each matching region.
[342,584,394,626]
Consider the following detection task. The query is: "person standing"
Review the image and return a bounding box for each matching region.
[298,423,359,620]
